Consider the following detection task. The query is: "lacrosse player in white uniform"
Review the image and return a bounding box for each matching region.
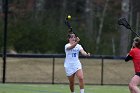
[64,33,90,93]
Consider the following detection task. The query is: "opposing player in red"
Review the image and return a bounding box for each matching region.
[125,37,140,93]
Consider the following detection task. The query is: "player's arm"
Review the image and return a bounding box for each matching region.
[66,37,80,50]
[125,46,134,62]
[80,49,90,56]
[125,54,133,62]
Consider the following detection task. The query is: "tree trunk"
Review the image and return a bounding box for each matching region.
[27,0,35,11]
[119,0,130,56]
[35,0,45,11]
[60,0,67,28]
[95,0,109,54]
[0,0,2,13]
[85,0,94,41]
[136,12,140,33]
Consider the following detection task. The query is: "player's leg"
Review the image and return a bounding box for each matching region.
[68,73,75,93]
[129,75,140,93]
[76,69,84,93]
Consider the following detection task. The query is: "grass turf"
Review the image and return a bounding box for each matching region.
[0,84,129,93]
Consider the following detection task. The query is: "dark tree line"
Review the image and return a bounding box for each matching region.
[0,0,140,56]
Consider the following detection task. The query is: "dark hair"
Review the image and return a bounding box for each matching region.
[133,37,140,48]
[67,31,77,38]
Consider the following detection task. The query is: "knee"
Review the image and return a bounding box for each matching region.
[78,76,84,82]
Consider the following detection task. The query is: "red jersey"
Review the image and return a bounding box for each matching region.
[129,47,140,72]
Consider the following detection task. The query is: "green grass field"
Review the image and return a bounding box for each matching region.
[0,84,129,93]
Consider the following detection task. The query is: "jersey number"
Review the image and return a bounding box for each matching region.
[72,53,76,57]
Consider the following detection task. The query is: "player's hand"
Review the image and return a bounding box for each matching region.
[76,37,80,43]
[87,53,90,56]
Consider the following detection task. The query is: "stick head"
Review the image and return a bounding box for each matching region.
[118,18,131,29]
[65,15,73,33]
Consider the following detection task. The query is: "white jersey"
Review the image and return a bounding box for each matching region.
[64,43,83,76]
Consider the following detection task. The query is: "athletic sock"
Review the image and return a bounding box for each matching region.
[80,89,84,93]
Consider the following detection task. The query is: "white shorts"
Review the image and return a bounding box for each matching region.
[64,62,82,76]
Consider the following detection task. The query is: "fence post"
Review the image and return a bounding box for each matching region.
[52,57,55,84]
[2,0,8,83]
[101,57,104,85]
